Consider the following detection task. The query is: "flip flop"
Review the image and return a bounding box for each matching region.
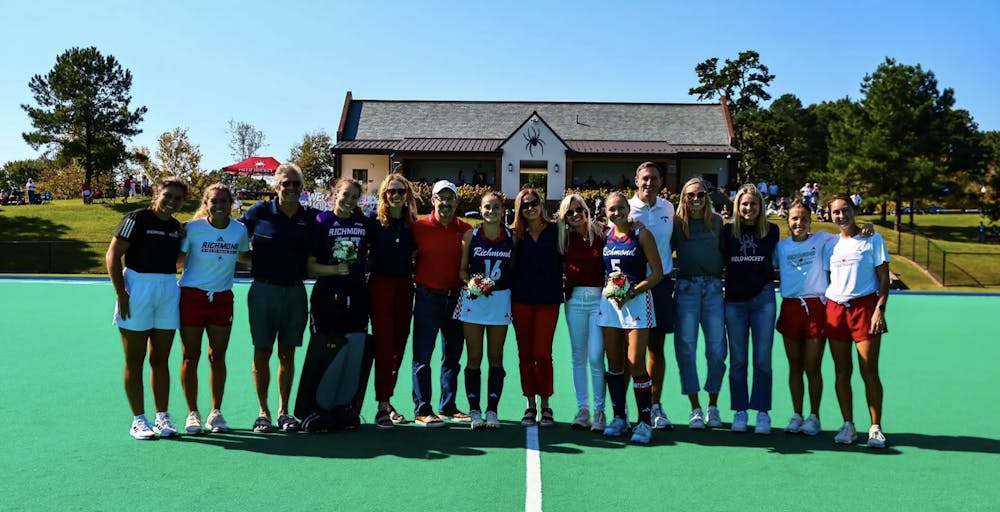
[540,408,555,427]
[253,415,274,433]
[521,408,538,427]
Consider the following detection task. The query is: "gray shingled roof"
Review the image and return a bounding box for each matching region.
[341,100,731,146]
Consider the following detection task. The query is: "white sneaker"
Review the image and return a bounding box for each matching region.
[470,410,486,430]
[630,422,653,444]
[571,408,591,430]
[784,413,804,434]
[153,412,178,437]
[650,404,673,430]
[205,409,229,433]
[603,416,630,437]
[867,424,887,448]
[185,411,203,435]
[754,411,771,435]
[688,408,706,430]
[731,410,749,432]
[801,414,822,436]
[706,405,723,428]
[834,421,857,445]
[590,410,607,433]
[485,411,501,429]
[130,416,155,440]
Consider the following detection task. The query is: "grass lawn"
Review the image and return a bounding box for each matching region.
[2,199,998,290]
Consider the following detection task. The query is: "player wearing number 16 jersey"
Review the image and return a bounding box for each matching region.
[456,192,513,429]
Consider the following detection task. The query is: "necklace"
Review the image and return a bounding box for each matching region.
[391,217,402,243]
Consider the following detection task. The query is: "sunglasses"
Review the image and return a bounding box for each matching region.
[565,206,586,217]
[686,191,706,199]
[386,188,406,196]
[280,180,302,189]
[521,199,540,210]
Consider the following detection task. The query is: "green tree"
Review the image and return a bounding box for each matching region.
[0,159,45,190]
[689,50,775,182]
[155,127,202,182]
[21,47,147,187]
[827,58,979,229]
[227,120,266,161]
[289,131,336,187]
[980,130,1000,221]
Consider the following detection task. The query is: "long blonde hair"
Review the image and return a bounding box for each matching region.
[730,183,769,239]
[676,176,715,239]
[376,173,417,227]
[557,193,604,254]
[193,183,233,220]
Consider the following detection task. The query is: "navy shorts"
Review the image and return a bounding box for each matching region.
[651,278,676,334]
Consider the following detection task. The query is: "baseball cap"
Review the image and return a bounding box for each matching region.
[432,180,457,196]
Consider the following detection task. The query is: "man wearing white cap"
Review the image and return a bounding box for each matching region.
[410,180,473,426]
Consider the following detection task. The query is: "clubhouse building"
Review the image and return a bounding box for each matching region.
[331,91,740,200]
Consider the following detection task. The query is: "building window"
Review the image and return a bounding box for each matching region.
[352,168,368,184]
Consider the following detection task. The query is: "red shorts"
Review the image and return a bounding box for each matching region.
[776,297,825,340]
[180,287,234,327]
[824,293,881,343]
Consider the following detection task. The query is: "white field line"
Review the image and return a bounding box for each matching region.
[525,424,542,512]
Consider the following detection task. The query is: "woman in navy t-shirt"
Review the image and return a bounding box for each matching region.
[509,188,563,428]
[722,184,780,434]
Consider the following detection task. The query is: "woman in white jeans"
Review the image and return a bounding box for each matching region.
[557,194,608,432]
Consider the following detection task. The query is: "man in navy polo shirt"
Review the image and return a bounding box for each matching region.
[628,162,679,430]
[411,180,472,427]
[239,163,319,433]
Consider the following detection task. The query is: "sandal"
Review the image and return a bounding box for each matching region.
[253,415,274,433]
[540,408,555,427]
[277,414,301,432]
[388,406,407,425]
[375,409,394,429]
[521,408,538,427]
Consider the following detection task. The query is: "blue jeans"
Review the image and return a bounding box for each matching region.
[725,284,777,412]
[411,286,464,416]
[674,276,727,396]
[563,287,606,412]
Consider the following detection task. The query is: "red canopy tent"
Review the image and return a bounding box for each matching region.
[222,156,282,177]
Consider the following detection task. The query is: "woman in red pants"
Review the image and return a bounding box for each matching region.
[510,188,563,427]
[368,173,419,428]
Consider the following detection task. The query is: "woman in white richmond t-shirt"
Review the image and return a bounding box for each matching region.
[823,195,890,449]
[776,200,875,438]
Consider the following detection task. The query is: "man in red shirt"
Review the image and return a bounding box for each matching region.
[411,180,472,427]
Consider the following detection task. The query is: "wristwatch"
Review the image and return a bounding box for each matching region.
[877,304,886,312]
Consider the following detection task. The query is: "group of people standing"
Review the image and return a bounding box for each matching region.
[108,161,891,448]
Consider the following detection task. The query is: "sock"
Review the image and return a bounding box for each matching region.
[486,367,506,413]
[633,374,653,425]
[606,371,627,419]
[465,368,482,412]
[155,411,168,420]
[134,414,147,422]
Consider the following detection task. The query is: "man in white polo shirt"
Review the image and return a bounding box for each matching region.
[628,162,678,430]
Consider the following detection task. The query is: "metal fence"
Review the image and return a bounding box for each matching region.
[893,230,1000,287]
[0,240,110,274]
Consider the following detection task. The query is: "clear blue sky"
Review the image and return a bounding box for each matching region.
[2,0,997,171]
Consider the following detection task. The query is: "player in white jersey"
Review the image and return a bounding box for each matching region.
[178,184,250,434]
[823,195,890,449]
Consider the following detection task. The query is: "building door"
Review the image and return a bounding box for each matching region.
[519,160,547,195]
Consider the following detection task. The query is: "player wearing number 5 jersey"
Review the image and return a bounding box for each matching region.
[456,192,513,429]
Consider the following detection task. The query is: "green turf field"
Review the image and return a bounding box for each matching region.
[2,279,998,511]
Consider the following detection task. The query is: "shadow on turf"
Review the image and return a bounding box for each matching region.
[175,422,1000,458]
[0,216,103,272]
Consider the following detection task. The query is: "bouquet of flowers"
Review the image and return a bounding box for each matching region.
[602,271,633,308]
[466,274,495,300]
[332,240,358,265]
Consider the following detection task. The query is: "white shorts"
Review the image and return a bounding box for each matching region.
[454,289,512,326]
[114,268,180,331]
[597,290,656,330]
